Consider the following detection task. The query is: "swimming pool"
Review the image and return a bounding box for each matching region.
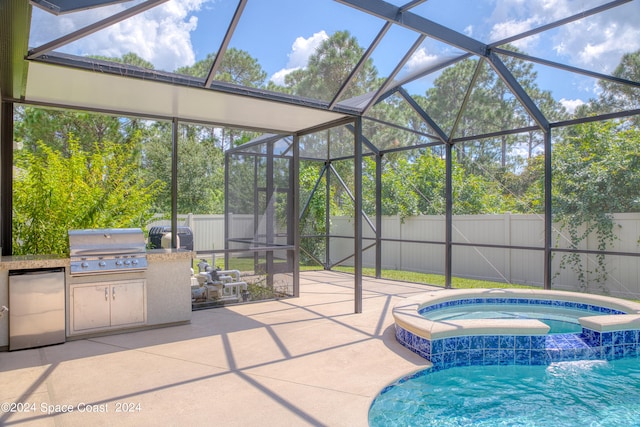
[423,303,607,334]
[393,289,640,368]
[369,358,640,426]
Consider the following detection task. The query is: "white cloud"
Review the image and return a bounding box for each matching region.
[489,18,539,50]
[269,31,329,85]
[559,98,585,114]
[270,67,300,85]
[405,48,439,75]
[490,0,572,30]
[551,4,640,73]
[464,25,474,37]
[487,0,640,70]
[484,0,639,99]
[30,0,207,72]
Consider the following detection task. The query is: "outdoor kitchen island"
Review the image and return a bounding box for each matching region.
[0,249,193,351]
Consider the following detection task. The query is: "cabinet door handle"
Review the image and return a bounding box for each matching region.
[112,287,116,300]
[105,287,109,301]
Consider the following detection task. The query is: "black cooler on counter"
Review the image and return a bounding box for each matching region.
[148,226,194,250]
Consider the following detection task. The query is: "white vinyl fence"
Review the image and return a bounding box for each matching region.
[148,214,224,251]
[149,213,640,298]
[147,214,260,252]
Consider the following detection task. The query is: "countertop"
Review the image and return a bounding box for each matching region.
[0,250,193,271]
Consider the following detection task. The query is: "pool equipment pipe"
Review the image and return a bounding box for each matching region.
[193,259,248,301]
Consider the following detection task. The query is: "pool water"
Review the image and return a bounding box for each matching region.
[369,358,640,427]
[423,303,598,333]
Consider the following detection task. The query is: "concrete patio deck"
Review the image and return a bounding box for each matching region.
[0,271,437,427]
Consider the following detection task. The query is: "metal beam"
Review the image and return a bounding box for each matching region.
[330,22,392,110]
[325,130,331,269]
[329,242,376,269]
[226,133,286,154]
[376,53,472,100]
[335,0,487,56]
[449,59,483,141]
[377,139,443,156]
[361,115,440,141]
[345,124,379,155]
[224,150,230,269]
[445,141,452,288]
[399,0,427,12]
[328,163,377,233]
[489,0,632,48]
[397,87,448,143]
[551,108,640,129]
[494,48,640,90]
[354,116,363,313]
[1,101,13,255]
[266,140,275,287]
[205,0,248,88]
[287,135,300,297]
[171,117,179,249]
[362,34,426,115]
[485,52,550,131]
[297,116,358,138]
[299,164,329,221]
[451,125,543,144]
[375,152,382,278]
[544,130,552,290]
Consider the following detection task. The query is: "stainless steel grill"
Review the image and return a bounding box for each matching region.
[68,228,148,275]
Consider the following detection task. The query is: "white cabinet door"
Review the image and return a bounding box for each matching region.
[110,281,146,327]
[70,280,146,335]
[72,285,111,331]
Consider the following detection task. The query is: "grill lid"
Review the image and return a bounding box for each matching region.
[69,228,147,275]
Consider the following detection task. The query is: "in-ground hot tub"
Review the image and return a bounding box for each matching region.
[393,288,640,370]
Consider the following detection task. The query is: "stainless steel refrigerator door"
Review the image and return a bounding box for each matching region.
[9,268,66,350]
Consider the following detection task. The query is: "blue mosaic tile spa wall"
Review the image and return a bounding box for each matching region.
[396,298,640,370]
[418,297,626,316]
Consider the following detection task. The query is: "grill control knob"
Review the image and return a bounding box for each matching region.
[124,259,131,266]
[116,260,123,266]
[81,261,89,268]
[98,261,106,267]
[132,259,139,265]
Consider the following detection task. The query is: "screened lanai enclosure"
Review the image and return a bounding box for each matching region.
[1,0,640,312]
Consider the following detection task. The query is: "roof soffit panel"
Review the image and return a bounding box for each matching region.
[0,0,31,99]
[23,61,351,133]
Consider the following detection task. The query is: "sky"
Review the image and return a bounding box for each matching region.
[30,0,640,114]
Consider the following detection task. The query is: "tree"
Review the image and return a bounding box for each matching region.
[551,120,640,290]
[361,148,509,217]
[175,48,267,87]
[283,30,380,100]
[298,161,338,265]
[140,122,225,215]
[544,51,640,290]
[362,156,419,218]
[91,52,155,69]
[14,106,137,154]
[13,135,163,255]
[419,47,566,174]
[580,49,640,126]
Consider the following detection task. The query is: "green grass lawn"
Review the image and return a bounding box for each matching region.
[301,265,538,289]
[193,255,538,290]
